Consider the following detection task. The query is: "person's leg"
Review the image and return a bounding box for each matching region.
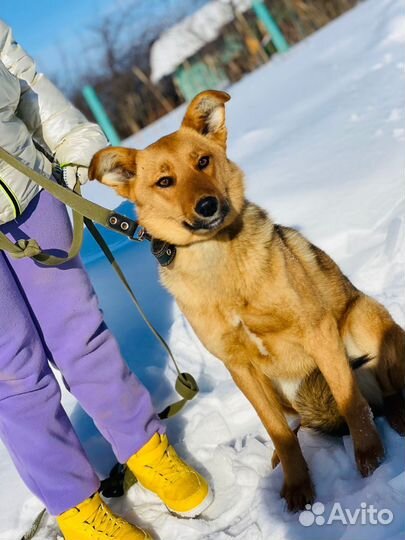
[2,190,164,464]
[0,251,99,516]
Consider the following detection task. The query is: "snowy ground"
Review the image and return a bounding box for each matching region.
[1,0,404,538]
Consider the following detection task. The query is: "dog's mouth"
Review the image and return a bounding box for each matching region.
[183,203,230,233]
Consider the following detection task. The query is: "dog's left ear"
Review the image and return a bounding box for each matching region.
[89,147,137,199]
[181,90,231,148]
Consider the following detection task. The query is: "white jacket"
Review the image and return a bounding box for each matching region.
[0,20,107,224]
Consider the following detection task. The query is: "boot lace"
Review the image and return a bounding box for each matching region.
[150,446,189,484]
[86,502,125,537]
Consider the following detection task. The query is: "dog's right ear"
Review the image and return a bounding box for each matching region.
[89,147,137,199]
[181,90,230,148]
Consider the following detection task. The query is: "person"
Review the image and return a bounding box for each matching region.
[0,19,212,540]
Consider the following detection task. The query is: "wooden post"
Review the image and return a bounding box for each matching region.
[235,10,269,63]
[82,85,121,145]
[252,0,289,53]
[132,67,173,114]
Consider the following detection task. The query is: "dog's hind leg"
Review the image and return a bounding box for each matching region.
[303,315,384,477]
[341,294,405,435]
[227,361,314,512]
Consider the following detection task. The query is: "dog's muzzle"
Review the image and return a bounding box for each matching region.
[183,201,230,233]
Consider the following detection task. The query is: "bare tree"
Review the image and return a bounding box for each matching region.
[56,0,181,137]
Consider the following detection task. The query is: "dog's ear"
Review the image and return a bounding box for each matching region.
[181,90,231,148]
[89,147,137,199]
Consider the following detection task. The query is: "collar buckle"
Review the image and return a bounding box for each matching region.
[132,226,151,242]
[151,238,176,267]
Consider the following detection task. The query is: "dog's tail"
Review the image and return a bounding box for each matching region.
[294,356,383,436]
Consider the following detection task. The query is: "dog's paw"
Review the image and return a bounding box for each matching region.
[384,392,405,436]
[281,476,315,512]
[354,432,385,477]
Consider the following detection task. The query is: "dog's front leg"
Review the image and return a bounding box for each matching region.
[228,361,314,512]
[304,315,385,476]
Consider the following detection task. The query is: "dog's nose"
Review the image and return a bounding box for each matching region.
[195,196,219,218]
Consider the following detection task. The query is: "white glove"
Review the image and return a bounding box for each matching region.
[62,165,89,190]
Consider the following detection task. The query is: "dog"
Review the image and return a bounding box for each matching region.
[89,90,405,512]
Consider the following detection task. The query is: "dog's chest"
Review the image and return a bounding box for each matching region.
[159,236,302,366]
[170,286,274,363]
[160,260,286,364]
[200,310,272,362]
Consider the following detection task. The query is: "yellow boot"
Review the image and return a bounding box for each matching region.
[127,433,213,517]
[57,492,152,539]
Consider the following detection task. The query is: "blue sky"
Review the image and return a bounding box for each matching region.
[1,0,209,79]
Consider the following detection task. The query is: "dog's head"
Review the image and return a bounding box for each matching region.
[89,90,245,245]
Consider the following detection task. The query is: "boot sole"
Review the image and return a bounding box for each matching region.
[138,483,214,518]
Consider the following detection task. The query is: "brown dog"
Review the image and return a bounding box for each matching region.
[89,90,405,511]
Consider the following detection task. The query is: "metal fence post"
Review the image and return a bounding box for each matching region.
[82,85,121,146]
[252,0,289,53]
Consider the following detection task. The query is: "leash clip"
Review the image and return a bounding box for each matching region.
[107,212,152,244]
[133,226,151,242]
[108,213,144,241]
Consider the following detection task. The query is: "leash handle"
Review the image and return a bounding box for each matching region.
[0,183,84,266]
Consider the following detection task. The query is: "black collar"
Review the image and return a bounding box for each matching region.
[150,238,176,267]
[106,214,176,267]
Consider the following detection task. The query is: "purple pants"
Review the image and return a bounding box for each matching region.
[0,190,164,516]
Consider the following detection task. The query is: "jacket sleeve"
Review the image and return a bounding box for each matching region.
[0,20,107,168]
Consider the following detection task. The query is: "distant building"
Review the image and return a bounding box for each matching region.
[150,0,259,100]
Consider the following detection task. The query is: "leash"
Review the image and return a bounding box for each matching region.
[0,147,199,538]
[84,217,198,420]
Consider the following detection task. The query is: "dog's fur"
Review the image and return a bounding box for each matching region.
[89,90,405,511]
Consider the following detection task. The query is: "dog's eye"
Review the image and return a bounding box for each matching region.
[156,176,175,188]
[198,156,210,170]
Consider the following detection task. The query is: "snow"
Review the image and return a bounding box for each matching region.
[150,0,254,82]
[1,0,405,537]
